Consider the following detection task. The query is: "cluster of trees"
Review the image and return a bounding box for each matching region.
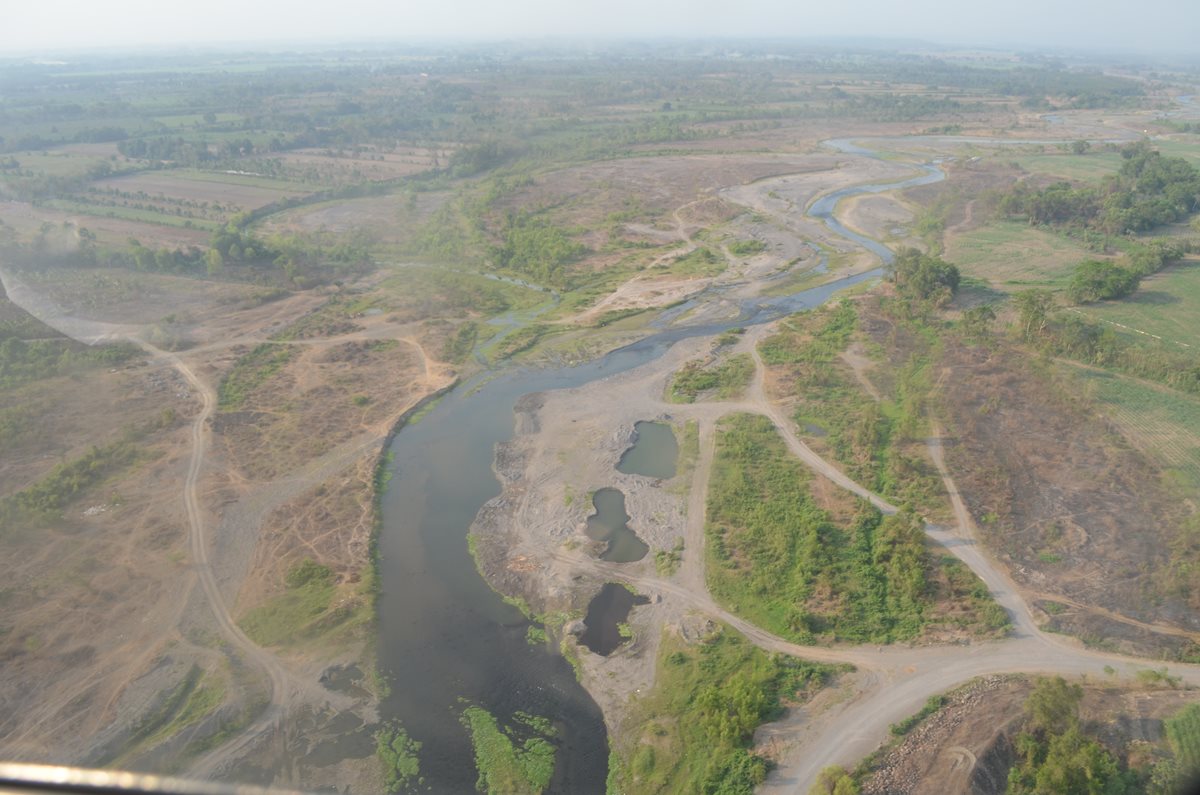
[1000,143,1200,234]
[1007,677,1128,793]
[889,248,961,307]
[1066,259,1142,303]
[1007,677,1200,794]
[1063,238,1191,304]
[1013,289,1200,395]
[4,219,370,286]
[489,212,587,287]
[116,135,294,165]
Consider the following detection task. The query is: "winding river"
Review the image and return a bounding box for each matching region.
[374,140,944,792]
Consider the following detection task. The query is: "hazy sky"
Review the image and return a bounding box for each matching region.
[3,0,1197,55]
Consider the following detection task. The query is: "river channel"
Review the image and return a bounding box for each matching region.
[374,140,944,792]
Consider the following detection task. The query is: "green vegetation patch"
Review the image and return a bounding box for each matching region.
[705,412,1003,644]
[609,625,840,794]
[127,666,216,746]
[217,342,296,410]
[999,142,1200,236]
[1017,290,1200,397]
[491,213,588,288]
[654,540,684,577]
[441,321,480,364]
[1078,260,1200,349]
[1166,703,1200,783]
[0,337,139,389]
[668,247,726,278]
[491,323,565,361]
[1070,366,1200,492]
[889,694,946,737]
[667,419,700,497]
[727,239,767,257]
[758,301,945,512]
[1007,677,1135,795]
[0,440,143,531]
[1008,151,1124,182]
[943,220,1096,288]
[707,413,935,644]
[238,558,341,647]
[460,706,558,795]
[376,721,423,792]
[667,353,754,403]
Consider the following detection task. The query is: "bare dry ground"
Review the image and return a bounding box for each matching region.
[936,336,1199,653]
[0,264,456,784]
[256,191,449,249]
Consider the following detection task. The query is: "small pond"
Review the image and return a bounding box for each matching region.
[585,488,649,563]
[578,583,651,656]
[616,421,678,479]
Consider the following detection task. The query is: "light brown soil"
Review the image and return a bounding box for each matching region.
[937,337,1199,641]
[256,190,450,248]
[838,193,920,249]
[0,264,454,784]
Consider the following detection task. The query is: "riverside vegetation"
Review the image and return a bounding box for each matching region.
[608,625,841,794]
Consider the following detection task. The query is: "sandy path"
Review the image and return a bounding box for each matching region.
[539,146,1200,791]
[0,270,365,774]
[678,419,716,597]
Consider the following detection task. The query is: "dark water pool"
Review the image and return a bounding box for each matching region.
[578,583,651,656]
[585,488,650,563]
[616,420,678,479]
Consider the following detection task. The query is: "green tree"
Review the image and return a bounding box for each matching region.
[809,765,859,795]
[1025,676,1082,734]
[961,304,997,342]
[1013,289,1055,340]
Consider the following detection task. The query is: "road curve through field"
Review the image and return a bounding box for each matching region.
[0,267,351,775]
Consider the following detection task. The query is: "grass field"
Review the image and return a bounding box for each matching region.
[43,198,220,231]
[1006,152,1124,181]
[4,151,114,178]
[152,112,244,128]
[94,170,309,207]
[1154,139,1200,167]
[1066,365,1200,492]
[1073,260,1200,349]
[943,220,1099,288]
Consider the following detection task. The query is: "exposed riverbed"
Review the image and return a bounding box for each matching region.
[374,142,946,792]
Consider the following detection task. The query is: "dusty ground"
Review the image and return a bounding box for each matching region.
[4,99,1198,794]
[255,190,450,249]
[0,262,454,787]
[471,333,712,729]
[836,193,921,250]
[936,337,1198,639]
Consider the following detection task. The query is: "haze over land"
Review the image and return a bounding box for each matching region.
[3,28,1200,795]
[2,0,1198,54]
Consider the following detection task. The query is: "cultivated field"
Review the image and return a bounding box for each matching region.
[1073,259,1200,349]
